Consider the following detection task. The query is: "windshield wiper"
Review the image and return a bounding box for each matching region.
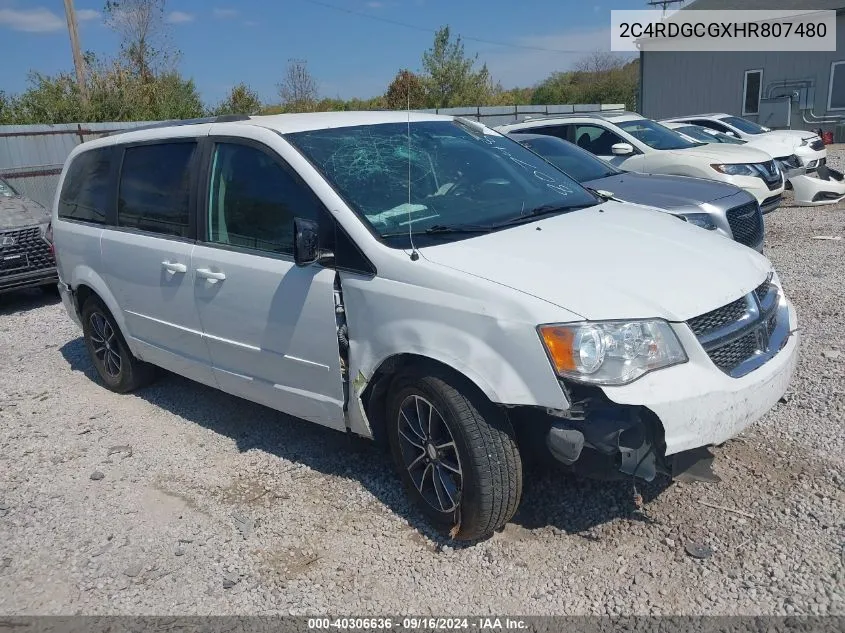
[491,202,598,228]
[424,223,493,235]
[380,223,493,238]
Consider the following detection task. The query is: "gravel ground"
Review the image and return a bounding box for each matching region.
[1,155,844,616]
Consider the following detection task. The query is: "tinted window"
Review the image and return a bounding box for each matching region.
[743,70,762,115]
[616,119,701,150]
[720,116,766,135]
[118,143,195,237]
[208,143,319,255]
[0,177,18,197]
[523,125,572,142]
[691,119,732,134]
[677,125,745,145]
[573,124,625,155]
[514,135,620,182]
[58,148,112,223]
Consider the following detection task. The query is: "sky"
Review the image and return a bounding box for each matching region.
[0,0,646,106]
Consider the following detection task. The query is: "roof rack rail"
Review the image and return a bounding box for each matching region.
[106,114,250,137]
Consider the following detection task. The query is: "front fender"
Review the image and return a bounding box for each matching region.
[340,273,571,438]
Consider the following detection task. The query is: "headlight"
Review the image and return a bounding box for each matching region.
[677,212,717,230]
[711,163,756,176]
[538,320,687,386]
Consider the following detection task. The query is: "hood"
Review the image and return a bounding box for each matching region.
[420,201,771,322]
[762,129,818,144]
[672,143,773,164]
[0,195,50,230]
[743,136,796,159]
[582,172,743,210]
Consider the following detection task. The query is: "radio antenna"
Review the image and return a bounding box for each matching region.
[407,79,419,261]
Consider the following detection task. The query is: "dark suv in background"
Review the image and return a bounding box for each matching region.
[0,177,57,295]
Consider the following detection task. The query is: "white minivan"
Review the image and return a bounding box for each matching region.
[52,112,799,540]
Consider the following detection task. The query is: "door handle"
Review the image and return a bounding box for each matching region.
[196,268,226,282]
[162,261,187,274]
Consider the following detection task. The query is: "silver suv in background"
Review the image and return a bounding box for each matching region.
[508,133,764,252]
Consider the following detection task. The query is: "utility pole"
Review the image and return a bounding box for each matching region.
[63,0,88,104]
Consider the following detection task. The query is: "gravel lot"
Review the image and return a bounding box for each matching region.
[1,154,844,616]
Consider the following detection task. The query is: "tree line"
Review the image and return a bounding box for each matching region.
[0,0,638,125]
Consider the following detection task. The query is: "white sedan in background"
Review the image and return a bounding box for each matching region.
[497,112,786,213]
[662,113,826,171]
[664,121,845,206]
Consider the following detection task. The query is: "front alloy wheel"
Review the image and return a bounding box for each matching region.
[397,395,463,513]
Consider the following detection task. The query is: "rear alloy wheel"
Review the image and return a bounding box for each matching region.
[81,297,155,393]
[387,370,522,540]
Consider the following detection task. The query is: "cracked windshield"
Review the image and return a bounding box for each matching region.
[287,120,598,245]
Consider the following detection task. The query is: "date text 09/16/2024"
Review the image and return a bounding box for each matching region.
[307,617,529,630]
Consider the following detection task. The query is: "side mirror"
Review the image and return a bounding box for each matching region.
[293,217,332,267]
[727,131,739,138]
[611,142,634,156]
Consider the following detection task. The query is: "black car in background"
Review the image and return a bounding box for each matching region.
[0,177,57,295]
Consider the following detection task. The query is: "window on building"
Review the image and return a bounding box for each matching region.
[58,148,113,224]
[118,142,196,238]
[742,69,762,116]
[828,61,845,111]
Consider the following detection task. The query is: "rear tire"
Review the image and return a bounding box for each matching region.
[387,368,522,540]
[81,297,155,393]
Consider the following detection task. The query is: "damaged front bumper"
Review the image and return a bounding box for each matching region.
[790,167,845,206]
[536,295,799,483]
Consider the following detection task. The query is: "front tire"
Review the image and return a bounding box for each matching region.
[387,369,522,540]
[81,297,155,393]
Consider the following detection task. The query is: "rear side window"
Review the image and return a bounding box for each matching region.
[118,142,196,238]
[524,125,572,142]
[58,148,112,224]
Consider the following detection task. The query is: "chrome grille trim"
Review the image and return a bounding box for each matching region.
[687,275,788,378]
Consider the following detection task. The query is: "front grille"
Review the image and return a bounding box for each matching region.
[687,279,782,377]
[687,296,748,337]
[761,194,783,213]
[775,154,801,171]
[708,331,760,373]
[0,226,55,278]
[752,160,782,190]
[811,139,825,151]
[725,201,764,248]
[754,278,771,303]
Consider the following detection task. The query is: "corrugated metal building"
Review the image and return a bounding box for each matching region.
[0,105,624,210]
[640,0,845,131]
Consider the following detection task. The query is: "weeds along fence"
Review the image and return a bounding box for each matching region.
[0,103,625,209]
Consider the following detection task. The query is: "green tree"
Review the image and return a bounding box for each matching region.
[385,69,427,109]
[421,26,493,108]
[212,83,262,116]
[278,59,318,113]
[104,0,174,80]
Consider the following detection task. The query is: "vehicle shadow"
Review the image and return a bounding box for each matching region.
[59,336,672,545]
[0,286,60,315]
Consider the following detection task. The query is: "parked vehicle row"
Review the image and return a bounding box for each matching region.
[506,133,764,251]
[662,118,845,206]
[51,113,799,540]
[496,112,786,214]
